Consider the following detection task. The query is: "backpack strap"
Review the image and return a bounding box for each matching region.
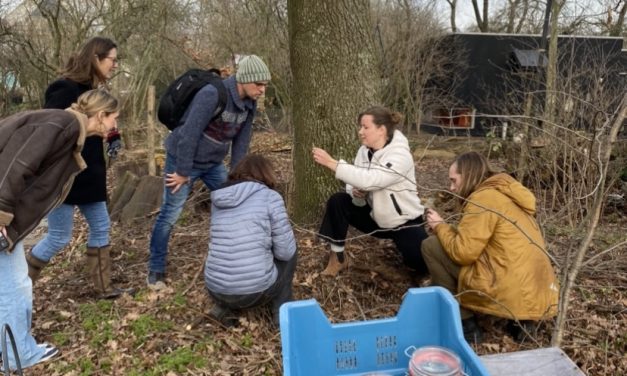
[210,78,228,122]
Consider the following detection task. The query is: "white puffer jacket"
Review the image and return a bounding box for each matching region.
[335,130,425,228]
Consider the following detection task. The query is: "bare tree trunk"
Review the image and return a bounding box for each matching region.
[608,1,626,36]
[552,93,627,346]
[289,0,379,223]
[471,0,489,31]
[446,0,457,32]
[543,0,563,127]
[516,93,534,181]
[514,0,530,33]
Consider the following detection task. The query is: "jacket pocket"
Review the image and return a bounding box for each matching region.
[389,193,403,215]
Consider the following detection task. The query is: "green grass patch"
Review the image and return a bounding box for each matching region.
[51,331,70,346]
[130,313,173,343]
[156,345,208,373]
[172,291,187,307]
[241,332,254,348]
[79,300,115,347]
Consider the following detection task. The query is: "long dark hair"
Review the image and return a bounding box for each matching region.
[60,37,117,87]
[228,154,277,189]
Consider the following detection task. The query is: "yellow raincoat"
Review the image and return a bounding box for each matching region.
[434,173,559,320]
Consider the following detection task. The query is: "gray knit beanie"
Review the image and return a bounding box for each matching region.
[236,55,271,83]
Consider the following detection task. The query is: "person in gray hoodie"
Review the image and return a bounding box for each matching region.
[204,154,297,327]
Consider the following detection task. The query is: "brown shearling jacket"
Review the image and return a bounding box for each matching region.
[0,108,87,252]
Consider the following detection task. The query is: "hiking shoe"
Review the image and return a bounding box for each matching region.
[35,343,59,365]
[147,271,167,290]
[462,317,483,344]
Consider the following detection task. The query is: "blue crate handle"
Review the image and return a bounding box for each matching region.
[280,286,490,376]
[1,323,24,376]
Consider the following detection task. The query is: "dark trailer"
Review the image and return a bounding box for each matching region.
[420,32,625,136]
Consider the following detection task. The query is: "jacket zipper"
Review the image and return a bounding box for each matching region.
[390,194,403,215]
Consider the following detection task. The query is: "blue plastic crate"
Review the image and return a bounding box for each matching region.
[280,287,489,376]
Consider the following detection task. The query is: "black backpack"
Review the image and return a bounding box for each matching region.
[157,68,228,131]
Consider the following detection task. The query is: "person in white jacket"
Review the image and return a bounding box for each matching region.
[312,106,428,277]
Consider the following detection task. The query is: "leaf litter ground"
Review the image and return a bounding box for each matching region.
[24,131,625,375]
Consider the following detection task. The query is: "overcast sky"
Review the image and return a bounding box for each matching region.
[434,0,608,33]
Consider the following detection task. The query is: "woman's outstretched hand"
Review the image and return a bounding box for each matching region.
[312,147,338,172]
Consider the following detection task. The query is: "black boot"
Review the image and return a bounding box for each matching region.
[462,317,483,344]
[209,304,239,328]
[506,320,536,341]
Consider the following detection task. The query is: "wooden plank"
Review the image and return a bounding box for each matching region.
[480,347,585,376]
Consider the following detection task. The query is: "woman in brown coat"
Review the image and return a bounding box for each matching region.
[0,89,119,369]
[422,152,559,344]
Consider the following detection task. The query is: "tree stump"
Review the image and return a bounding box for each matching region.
[119,175,164,224]
[109,171,140,222]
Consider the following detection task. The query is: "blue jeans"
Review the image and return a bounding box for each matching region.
[31,202,110,262]
[0,242,45,369]
[149,154,227,273]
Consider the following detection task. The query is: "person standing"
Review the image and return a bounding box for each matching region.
[0,89,120,369]
[422,151,559,344]
[147,55,271,289]
[312,106,429,278]
[26,37,131,300]
[204,155,297,327]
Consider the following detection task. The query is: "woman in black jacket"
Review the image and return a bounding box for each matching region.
[0,89,120,369]
[27,37,130,299]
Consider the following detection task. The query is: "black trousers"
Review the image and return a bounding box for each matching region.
[209,252,298,315]
[319,192,428,274]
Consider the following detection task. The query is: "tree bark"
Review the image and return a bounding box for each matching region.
[288,0,379,223]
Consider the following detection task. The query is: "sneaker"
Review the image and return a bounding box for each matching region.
[147,271,167,290]
[35,343,59,365]
[462,317,483,344]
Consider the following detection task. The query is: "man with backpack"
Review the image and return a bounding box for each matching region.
[147,55,271,289]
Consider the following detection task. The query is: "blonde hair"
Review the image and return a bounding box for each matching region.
[70,89,119,118]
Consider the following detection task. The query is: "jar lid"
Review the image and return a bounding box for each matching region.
[409,346,462,376]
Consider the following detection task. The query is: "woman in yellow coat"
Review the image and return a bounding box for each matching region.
[422,151,559,344]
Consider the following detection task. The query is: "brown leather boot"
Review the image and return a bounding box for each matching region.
[26,250,49,282]
[321,251,348,277]
[86,246,135,299]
